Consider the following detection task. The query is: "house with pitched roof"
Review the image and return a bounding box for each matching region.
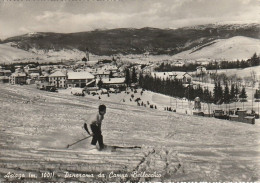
[49,71,66,88]
[0,69,11,83]
[142,64,155,75]
[67,71,95,88]
[93,70,110,79]
[96,77,126,89]
[175,72,192,84]
[151,71,192,84]
[10,72,27,85]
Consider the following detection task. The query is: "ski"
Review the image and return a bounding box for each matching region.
[106,145,141,150]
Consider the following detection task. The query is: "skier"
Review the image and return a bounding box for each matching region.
[84,104,106,150]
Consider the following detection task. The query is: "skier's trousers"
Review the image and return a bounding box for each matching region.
[90,124,104,148]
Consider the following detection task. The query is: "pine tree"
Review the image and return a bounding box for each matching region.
[132,67,137,83]
[223,83,230,104]
[189,85,195,101]
[239,87,247,109]
[125,68,131,87]
[230,84,235,101]
[204,88,213,114]
[239,87,247,99]
[97,79,103,89]
[213,82,218,104]
[254,89,260,100]
[250,53,260,66]
[138,72,144,88]
[235,84,239,100]
[203,87,210,103]
[214,81,223,104]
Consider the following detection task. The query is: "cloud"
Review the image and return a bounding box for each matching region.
[1,0,260,38]
[32,0,260,33]
[34,11,138,32]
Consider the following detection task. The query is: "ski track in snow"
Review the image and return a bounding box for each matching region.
[0,84,260,182]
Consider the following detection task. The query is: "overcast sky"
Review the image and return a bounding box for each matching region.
[0,0,260,39]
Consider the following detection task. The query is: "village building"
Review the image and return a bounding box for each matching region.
[151,72,173,80]
[173,60,185,67]
[24,65,40,75]
[101,65,118,72]
[75,61,88,67]
[26,79,35,85]
[85,60,99,67]
[36,81,50,90]
[151,71,192,84]
[15,66,23,73]
[0,76,10,83]
[26,73,40,85]
[50,69,67,75]
[96,77,126,90]
[29,73,40,80]
[67,71,95,88]
[94,70,110,79]
[0,69,11,83]
[118,66,127,73]
[83,67,96,74]
[98,59,113,64]
[27,68,40,75]
[40,65,53,73]
[175,72,192,84]
[196,66,207,75]
[195,59,210,66]
[10,72,27,85]
[230,110,255,124]
[49,71,66,88]
[39,72,49,82]
[142,64,155,75]
[112,72,125,78]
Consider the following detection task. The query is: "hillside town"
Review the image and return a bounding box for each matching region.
[0,50,197,91]
[1,1,260,182]
[1,50,259,125]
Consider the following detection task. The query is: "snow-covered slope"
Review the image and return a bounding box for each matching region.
[0,43,44,63]
[0,43,87,64]
[173,36,260,61]
[29,48,86,61]
[0,84,259,182]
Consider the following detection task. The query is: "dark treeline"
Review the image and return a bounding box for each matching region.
[139,73,247,105]
[155,53,260,72]
[213,82,242,104]
[138,73,214,103]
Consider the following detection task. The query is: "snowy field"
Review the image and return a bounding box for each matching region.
[61,86,260,116]
[172,36,260,61]
[213,65,260,79]
[0,84,260,182]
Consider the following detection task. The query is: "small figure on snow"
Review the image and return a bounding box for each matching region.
[84,104,106,150]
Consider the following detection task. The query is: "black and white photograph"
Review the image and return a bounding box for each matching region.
[0,0,260,182]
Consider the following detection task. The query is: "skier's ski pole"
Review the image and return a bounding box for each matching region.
[66,136,91,148]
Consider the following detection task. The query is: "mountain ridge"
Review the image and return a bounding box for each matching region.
[1,24,260,56]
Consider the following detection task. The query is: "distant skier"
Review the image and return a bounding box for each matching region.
[84,104,106,150]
